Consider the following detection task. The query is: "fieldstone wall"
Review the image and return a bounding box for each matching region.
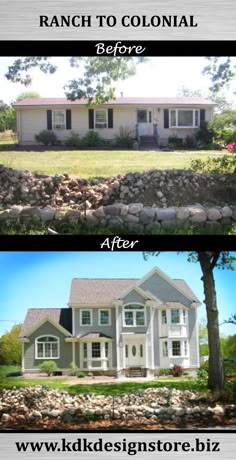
[0,386,235,427]
[0,165,235,230]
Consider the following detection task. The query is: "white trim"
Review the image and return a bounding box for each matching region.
[117,284,157,302]
[123,302,146,327]
[72,307,75,335]
[35,335,60,360]
[25,315,71,337]
[169,108,200,129]
[52,109,66,130]
[115,305,120,370]
[94,108,108,129]
[72,342,75,363]
[18,337,30,343]
[151,306,155,370]
[21,343,25,372]
[98,308,111,326]
[80,309,93,326]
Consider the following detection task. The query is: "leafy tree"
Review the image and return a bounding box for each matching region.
[0,324,22,365]
[220,335,236,358]
[177,86,204,98]
[5,57,146,105]
[143,251,235,392]
[16,91,40,102]
[203,57,236,93]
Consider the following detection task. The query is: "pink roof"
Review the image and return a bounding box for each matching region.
[14,96,214,107]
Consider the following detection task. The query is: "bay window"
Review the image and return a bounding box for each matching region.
[80,341,112,369]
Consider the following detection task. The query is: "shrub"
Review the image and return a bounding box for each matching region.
[38,361,58,376]
[172,364,183,377]
[87,372,93,378]
[197,369,208,380]
[158,368,172,376]
[114,127,135,149]
[224,360,236,378]
[77,371,86,378]
[65,131,81,148]
[195,121,215,149]
[184,135,197,149]
[191,155,236,174]
[200,360,209,372]
[69,361,79,376]
[168,134,183,149]
[226,142,236,153]
[216,129,236,145]
[35,130,57,146]
[81,130,105,147]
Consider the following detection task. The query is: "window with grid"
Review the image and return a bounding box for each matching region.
[172,341,181,356]
[124,304,145,326]
[81,310,92,326]
[183,310,187,324]
[95,110,107,128]
[52,110,65,129]
[83,343,87,359]
[184,341,188,356]
[171,309,180,324]
[92,342,101,358]
[99,309,110,325]
[36,336,59,359]
[161,310,167,324]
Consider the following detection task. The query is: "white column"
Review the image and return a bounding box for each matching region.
[115,304,120,371]
[101,342,107,370]
[87,342,92,370]
[72,341,75,363]
[21,343,25,372]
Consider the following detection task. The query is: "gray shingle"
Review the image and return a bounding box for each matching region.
[20,308,72,337]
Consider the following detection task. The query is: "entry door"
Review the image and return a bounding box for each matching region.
[137,109,153,135]
[126,340,145,367]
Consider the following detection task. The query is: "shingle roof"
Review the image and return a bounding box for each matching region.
[69,277,199,305]
[14,96,214,107]
[20,308,72,337]
[69,278,138,305]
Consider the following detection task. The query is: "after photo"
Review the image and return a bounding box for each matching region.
[0,251,235,430]
[0,56,235,235]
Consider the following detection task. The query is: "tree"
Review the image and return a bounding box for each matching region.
[143,251,235,392]
[222,313,236,325]
[203,57,236,94]
[16,91,40,102]
[0,324,22,365]
[177,86,204,98]
[5,57,146,105]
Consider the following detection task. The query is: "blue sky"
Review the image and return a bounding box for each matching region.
[0,251,235,337]
[1,56,236,105]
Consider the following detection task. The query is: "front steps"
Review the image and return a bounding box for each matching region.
[126,367,146,378]
[139,135,158,149]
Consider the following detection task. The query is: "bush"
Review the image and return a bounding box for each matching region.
[216,129,236,145]
[65,131,81,148]
[81,130,105,147]
[226,142,236,153]
[195,121,215,149]
[172,364,183,377]
[69,361,79,376]
[158,368,172,376]
[191,155,236,174]
[168,134,183,149]
[35,130,57,146]
[77,371,86,378]
[200,360,209,372]
[224,360,236,378]
[38,361,58,376]
[184,135,197,149]
[114,127,135,149]
[197,369,208,380]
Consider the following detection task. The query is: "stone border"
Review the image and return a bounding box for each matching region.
[0,203,236,232]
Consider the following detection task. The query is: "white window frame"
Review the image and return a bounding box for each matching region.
[98,309,111,326]
[123,303,146,327]
[35,335,60,360]
[52,110,66,130]
[80,309,93,326]
[94,109,108,129]
[161,310,167,324]
[162,340,168,357]
[170,109,200,128]
[169,339,189,358]
[80,340,112,369]
[171,309,180,324]
[171,340,181,357]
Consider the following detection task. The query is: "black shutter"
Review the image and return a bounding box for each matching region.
[88,109,94,129]
[200,109,205,126]
[66,109,72,130]
[164,109,169,128]
[47,110,52,130]
[108,108,113,128]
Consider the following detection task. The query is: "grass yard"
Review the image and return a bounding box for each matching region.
[0,150,226,179]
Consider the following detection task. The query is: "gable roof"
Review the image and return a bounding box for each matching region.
[20,308,72,337]
[14,96,215,108]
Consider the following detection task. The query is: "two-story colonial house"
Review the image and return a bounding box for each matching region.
[19,267,201,377]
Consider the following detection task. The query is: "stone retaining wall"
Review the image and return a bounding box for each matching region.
[0,203,235,232]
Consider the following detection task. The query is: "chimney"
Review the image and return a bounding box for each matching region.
[120,92,124,97]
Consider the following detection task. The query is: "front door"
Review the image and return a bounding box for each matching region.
[137,109,153,136]
[125,339,145,367]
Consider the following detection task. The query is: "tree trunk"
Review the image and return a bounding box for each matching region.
[198,252,224,392]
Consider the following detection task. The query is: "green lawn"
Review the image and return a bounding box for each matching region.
[0,150,225,179]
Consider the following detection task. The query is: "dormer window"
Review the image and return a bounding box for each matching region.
[123,304,145,326]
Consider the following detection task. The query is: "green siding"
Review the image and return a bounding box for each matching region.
[24,321,72,370]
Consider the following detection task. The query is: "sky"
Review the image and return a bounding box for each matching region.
[0,56,236,105]
[0,251,235,338]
